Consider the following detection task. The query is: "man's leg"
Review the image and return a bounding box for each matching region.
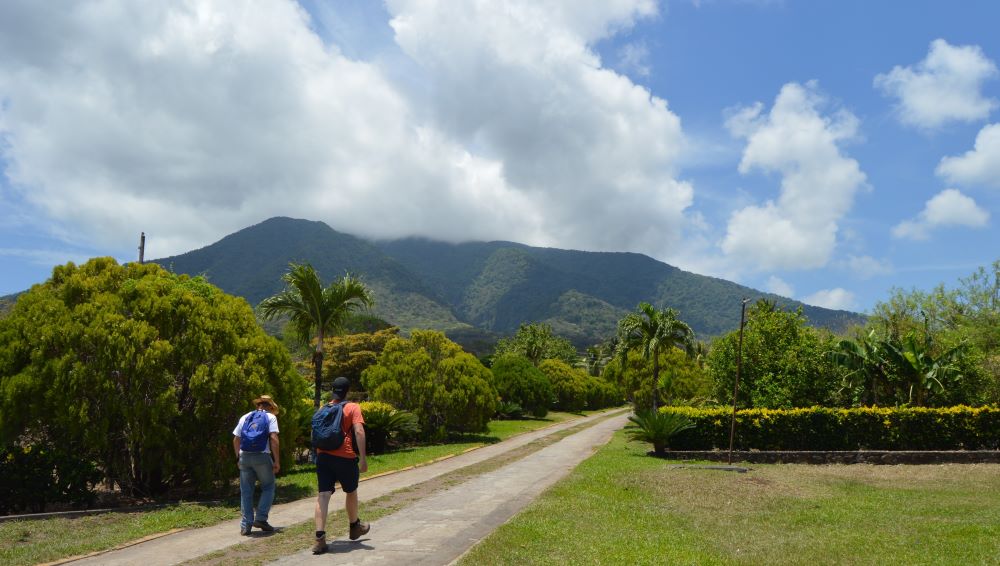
[345,490,359,523]
[238,458,257,533]
[253,454,276,526]
[314,491,333,532]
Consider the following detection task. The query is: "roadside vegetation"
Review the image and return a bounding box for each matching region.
[0,411,588,566]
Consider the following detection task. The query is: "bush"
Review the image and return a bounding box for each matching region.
[495,400,524,420]
[362,330,497,439]
[626,411,695,455]
[664,406,1000,451]
[358,401,419,454]
[0,258,309,496]
[585,376,622,410]
[539,359,589,412]
[0,444,101,514]
[491,354,553,417]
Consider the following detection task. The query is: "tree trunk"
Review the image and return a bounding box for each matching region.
[651,351,660,412]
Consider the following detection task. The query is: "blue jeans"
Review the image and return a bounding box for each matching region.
[239,452,275,528]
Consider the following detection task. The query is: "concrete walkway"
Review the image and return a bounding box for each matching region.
[66,409,628,566]
[272,411,629,565]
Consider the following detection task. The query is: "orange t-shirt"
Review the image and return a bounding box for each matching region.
[316,401,364,459]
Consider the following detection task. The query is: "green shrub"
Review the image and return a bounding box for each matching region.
[539,359,589,412]
[495,400,524,420]
[491,354,553,417]
[0,444,101,514]
[358,401,419,454]
[663,406,1000,451]
[0,258,309,496]
[626,411,695,455]
[585,376,622,410]
[362,330,497,439]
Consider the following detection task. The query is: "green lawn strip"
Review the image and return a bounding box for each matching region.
[181,412,623,566]
[458,433,1000,566]
[0,411,589,566]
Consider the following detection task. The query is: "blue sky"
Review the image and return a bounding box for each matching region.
[1,0,999,315]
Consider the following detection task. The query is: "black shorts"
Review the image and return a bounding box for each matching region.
[316,452,359,493]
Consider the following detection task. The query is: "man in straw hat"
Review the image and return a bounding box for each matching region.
[232,394,281,536]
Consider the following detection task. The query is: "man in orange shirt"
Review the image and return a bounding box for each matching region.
[312,376,369,554]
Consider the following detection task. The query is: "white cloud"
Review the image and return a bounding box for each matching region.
[617,42,651,78]
[892,189,990,240]
[844,254,892,279]
[765,275,794,297]
[721,82,867,271]
[803,288,856,311]
[874,39,998,129]
[937,123,1000,189]
[0,0,690,261]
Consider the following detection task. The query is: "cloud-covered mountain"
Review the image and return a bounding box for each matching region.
[153,217,864,348]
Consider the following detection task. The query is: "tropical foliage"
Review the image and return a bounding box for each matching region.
[362,330,498,439]
[603,348,712,409]
[490,354,554,417]
[0,258,308,496]
[615,303,695,411]
[493,322,578,366]
[707,300,843,409]
[625,410,695,455]
[357,400,419,454]
[258,262,374,407]
[321,326,400,394]
[665,405,1000,451]
[538,359,590,412]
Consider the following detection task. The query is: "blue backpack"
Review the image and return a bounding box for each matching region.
[312,402,346,450]
[240,410,271,452]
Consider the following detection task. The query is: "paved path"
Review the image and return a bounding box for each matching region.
[67,409,628,566]
[272,411,629,565]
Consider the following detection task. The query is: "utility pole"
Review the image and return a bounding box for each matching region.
[138,232,145,264]
[728,298,749,465]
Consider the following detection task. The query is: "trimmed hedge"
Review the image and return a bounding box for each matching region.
[663,406,1000,451]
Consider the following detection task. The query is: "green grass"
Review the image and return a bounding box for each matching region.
[459,431,1000,565]
[0,412,584,566]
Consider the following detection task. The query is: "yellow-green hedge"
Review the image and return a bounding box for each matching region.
[662,406,1000,450]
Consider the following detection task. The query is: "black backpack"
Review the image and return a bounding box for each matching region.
[311,402,346,450]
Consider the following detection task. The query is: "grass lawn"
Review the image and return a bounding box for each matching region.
[459,431,1000,565]
[0,411,588,566]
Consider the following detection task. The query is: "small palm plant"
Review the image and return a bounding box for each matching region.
[625,410,695,456]
[359,401,420,454]
[495,400,524,420]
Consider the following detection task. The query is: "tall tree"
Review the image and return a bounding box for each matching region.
[615,303,695,411]
[258,263,374,408]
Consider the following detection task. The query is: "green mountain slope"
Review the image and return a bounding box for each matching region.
[148,217,864,348]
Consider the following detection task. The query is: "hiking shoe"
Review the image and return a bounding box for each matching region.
[312,535,328,554]
[349,519,370,540]
[240,525,252,536]
[252,520,275,532]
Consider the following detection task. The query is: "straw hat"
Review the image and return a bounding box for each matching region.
[253,395,280,415]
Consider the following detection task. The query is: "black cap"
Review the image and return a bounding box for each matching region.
[332,376,351,399]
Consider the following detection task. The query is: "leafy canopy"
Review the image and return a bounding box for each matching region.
[0,258,308,496]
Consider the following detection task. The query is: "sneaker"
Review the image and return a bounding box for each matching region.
[240,525,252,536]
[312,535,328,554]
[252,520,275,532]
[349,519,370,540]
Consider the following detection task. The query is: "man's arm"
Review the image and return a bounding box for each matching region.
[269,432,280,473]
[232,436,241,463]
[353,422,367,473]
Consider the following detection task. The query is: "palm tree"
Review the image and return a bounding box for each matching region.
[258,263,374,408]
[615,303,695,411]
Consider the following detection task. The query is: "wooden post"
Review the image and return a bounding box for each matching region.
[138,232,145,264]
[727,298,749,465]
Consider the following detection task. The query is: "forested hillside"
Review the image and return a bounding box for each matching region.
[149,217,864,347]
